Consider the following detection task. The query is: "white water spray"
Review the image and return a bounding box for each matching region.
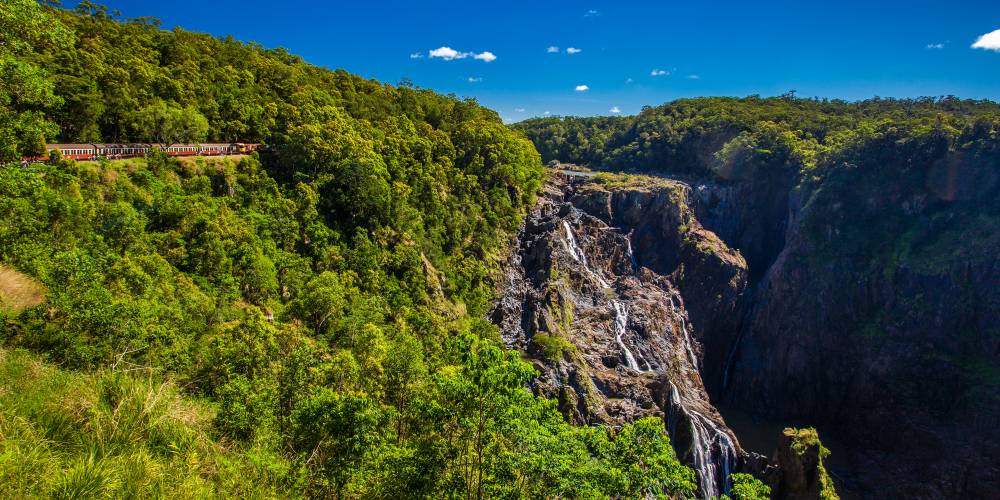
[668,296,700,370]
[612,300,640,371]
[665,294,737,498]
[668,382,738,499]
[625,231,639,273]
[561,216,735,496]
[561,219,645,371]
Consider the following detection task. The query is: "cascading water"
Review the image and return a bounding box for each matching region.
[560,213,735,497]
[668,296,700,371]
[625,230,639,273]
[668,382,738,499]
[561,219,646,372]
[665,293,738,498]
[611,300,640,371]
[561,220,587,266]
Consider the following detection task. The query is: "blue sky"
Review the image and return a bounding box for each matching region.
[65,0,1000,122]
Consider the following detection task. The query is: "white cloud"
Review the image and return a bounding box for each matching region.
[566,47,582,54]
[584,9,600,17]
[547,46,560,53]
[467,77,482,83]
[429,46,462,60]
[409,52,424,59]
[625,77,634,84]
[515,108,526,113]
[575,84,590,92]
[544,111,551,116]
[926,43,945,49]
[474,51,497,62]
[687,74,701,80]
[650,69,669,76]
[972,29,1000,51]
[610,106,621,113]
[427,46,497,62]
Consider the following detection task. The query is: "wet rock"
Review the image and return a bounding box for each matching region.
[491,171,750,497]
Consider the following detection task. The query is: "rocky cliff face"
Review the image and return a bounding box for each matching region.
[720,150,1000,497]
[492,173,755,497]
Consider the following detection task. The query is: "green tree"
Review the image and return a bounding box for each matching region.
[135,100,209,146]
[0,0,72,160]
[284,271,349,337]
[726,473,771,500]
[291,389,388,496]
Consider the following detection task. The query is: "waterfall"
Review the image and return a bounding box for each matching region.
[561,220,587,265]
[561,218,645,372]
[668,382,738,499]
[612,300,640,371]
[666,295,737,498]
[668,296,700,370]
[625,231,639,273]
[560,215,735,496]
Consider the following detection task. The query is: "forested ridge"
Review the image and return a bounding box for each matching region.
[0,1,742,498]
[513,95,1000,175]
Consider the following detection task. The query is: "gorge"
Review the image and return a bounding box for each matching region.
[2,2,999,498]
[510,101,1000,498]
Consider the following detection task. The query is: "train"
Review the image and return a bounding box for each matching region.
[23,143,261,162]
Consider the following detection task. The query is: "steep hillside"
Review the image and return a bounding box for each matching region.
[0,2,712,497]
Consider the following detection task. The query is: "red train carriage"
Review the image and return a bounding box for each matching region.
[40,144,98,161]
[94,144,154,159]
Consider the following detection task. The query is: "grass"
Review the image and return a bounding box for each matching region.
[0,348,291,498]
[584,171,682,192]
[0,265,46,313]
[77,154,248,167]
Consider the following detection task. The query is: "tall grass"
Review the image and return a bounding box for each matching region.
[0,348,292,498]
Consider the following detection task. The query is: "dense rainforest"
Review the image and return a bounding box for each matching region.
[513,95,1000,176]
[515,97,1000,496]
[0,1,775,498]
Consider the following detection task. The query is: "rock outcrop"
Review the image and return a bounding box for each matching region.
[768,428,839,500]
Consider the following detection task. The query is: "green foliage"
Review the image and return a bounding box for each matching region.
[0,0,72,160]
[725,472,771,500]
[0,5,694,498]
[784,427,839,500]
[134,100,209,146]
[531,332,574,362]
[514,95,1000,178]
